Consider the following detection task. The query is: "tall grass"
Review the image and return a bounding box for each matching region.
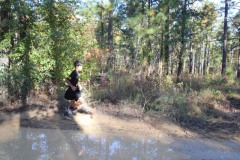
[90,71,239,123]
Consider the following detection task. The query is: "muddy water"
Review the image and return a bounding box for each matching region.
[0,127,239,160]
[0,110,239,160]
[0,127,188,160]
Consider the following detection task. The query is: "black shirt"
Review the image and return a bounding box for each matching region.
[67,70,79,87]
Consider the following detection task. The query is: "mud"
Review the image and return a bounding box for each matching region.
[0,94,239,159]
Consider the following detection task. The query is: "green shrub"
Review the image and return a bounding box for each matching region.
[163,75,174,87]
[199,88,224,101]
[205,75,227,87]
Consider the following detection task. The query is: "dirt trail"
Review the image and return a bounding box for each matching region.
[0,94,240,160]
[0,93,239,141]
[0,102,190,142]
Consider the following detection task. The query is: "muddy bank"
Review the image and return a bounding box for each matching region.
[0,94,240,160]
[0,93,239,141]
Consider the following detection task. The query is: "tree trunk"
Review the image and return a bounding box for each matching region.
[189,17,193,74]
[100,11,104,46]
[222,0,228,76]
[108,11,113,52]
[192,48,195,74]
[19,0,32,104]
[206,41,211,74]
[108,11,113,51]
[169,45,173,74]
[177,0,187,81]
[142,0,145,14]
[201,42,204,74]
[197,44,202,74]
[147,0,152,65]
[1,0,11,98]
[107,10,114,69]
[158,31,164,77]
[0,0,10,40]
[164,6,170,75]
[203,35,208,76]
[237,30,240,78]
[189,46,193,74]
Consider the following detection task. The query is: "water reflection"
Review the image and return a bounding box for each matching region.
[0,127,188,160]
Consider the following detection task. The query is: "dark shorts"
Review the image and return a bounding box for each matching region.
[64,87,81,101]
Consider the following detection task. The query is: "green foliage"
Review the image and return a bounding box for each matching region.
[30,49,54,86]
[0,35,11,51]
[149,91,190,116]
[163,75,174,87]
[0,0,97,100]
[0,0,239,108]
[199,88,224,101]
[0,64,7,86]
[226,67,236,83]
[205,75,227,87]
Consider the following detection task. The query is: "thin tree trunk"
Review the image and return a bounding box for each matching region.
[201,42,204,74]
[160,29,164,76]
[203,35,208,76]
[177,0,187,81]
[165,6,170,75]
[189,17,193,74]
[108,11,113,52]
[0,0,10,40]
[206,41,211,74]
[147,0,152,65]
[222,0,228,76]
[230,50,233,66]
[169,45,173,74]
[197,44,202,74]
[189,46,193,74]
[192,47,195,74]
[237,31,240,78]
[142,0,145,14]
[107,9,114,69]
[100,11,104,45]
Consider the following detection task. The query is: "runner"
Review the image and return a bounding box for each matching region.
[63,60,85,119]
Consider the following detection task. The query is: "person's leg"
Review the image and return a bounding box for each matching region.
[75,97,92,114]
[70,100,76,109]
[67,98,84,115]
[63,88,75,119]
[69,98,84,110]
[64,100,74,116]
[75,97,84,108]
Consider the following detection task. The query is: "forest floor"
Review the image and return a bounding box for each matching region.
[0,92,239,141]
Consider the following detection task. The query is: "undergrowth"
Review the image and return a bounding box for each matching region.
[90,72,240,124]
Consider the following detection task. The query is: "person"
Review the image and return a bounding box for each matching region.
[63,60,85,119]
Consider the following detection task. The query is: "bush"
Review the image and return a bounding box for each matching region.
[90,72,160,107]
[205,75,227,87]
[199,88,224,101]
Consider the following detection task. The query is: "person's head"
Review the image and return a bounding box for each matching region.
[74,60,83,72]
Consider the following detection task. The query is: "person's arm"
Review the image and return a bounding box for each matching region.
[66,78,77,91]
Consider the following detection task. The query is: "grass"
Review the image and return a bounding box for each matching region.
[90,71,240,130]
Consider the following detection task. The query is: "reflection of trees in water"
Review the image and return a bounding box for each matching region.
[0,129,177,160]
[0,146,10,160]
[73,135,165,160]
[0,128,32,160]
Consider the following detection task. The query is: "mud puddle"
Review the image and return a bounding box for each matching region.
[0,127,188,160]
[0,105,239,160]
[0,126,239,160]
